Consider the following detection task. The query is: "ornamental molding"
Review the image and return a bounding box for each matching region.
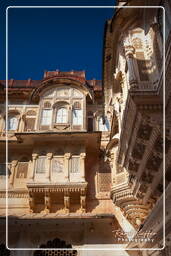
[0,190,29,198]
[27,183,88,194]
[137,104,162,111]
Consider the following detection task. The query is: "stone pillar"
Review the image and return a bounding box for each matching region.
[124,43,137,87]
[80,191,86,213]
[29,153,38,180]
[9,160,18,187]
[29,193,34,213]
[64,153,70,182]
[80,153,86,182]
[64,191,70,214]
[42,191,51,213]
[46,153,53,180]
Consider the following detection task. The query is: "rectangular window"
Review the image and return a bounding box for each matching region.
[69,157,80,173]
[41,109,52,125]
[72,109,83,125]
[8,116,18,130]
[136,52,149,81]
[36,157,46,173]
[52,157,64,173]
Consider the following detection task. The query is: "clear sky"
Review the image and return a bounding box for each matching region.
[1,0,116,80]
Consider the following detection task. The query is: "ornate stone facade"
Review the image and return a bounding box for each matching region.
[0,1,171,256]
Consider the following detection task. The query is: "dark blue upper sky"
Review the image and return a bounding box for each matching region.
[1,0,116,80]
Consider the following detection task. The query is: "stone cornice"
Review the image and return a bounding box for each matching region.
[0,190,29,198]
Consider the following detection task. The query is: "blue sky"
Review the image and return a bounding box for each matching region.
[1,0,116,80]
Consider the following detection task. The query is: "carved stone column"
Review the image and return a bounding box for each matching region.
[80,190,86,213]
[42,191,51,213]
[64,191,70,214]
[29,192,35,213]
[80,153,86,182]
[29,153,38,180]
[124,43,137,87]
[9,160,18,187]
[64,153,70,182]
[46,153,53,180]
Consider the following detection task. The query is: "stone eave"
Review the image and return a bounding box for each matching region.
[14,131,102,147]
[5,213,115,220]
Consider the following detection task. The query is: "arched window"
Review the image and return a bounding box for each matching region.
[98,117,110,131]
[8,116,18,130]
[56,107,67,123]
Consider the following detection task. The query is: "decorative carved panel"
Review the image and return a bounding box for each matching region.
[69,157,79,173]
[73,102,81,109]
[132,143,145,159]
[128,160,139,172]
[141,173,153,184]
[36,157,46,173]
[146,154,162,171]
[52,158,64,173]
[34,238,77,256]
[98,172,111,192]
[26,110,36,116]
[137,124,152,140]
[154,137,163,153]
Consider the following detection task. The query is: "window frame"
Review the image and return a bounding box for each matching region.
[40,108,52,126]
[7,115,19,131]
[55,107,68,124]
[36,156,47,174]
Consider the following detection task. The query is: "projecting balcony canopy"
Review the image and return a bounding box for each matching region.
[14,131,101,148]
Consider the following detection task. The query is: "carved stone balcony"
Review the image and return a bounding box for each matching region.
[27,182,87,214]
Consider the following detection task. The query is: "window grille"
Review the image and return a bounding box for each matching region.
[69,157,79,173]
[135,52,149,81]
[26,110,36,116]
[56,108,67,123]
[56,88,69,98]
[36,157,46,173]
[41,109,52,125]
[44,101,52,108]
